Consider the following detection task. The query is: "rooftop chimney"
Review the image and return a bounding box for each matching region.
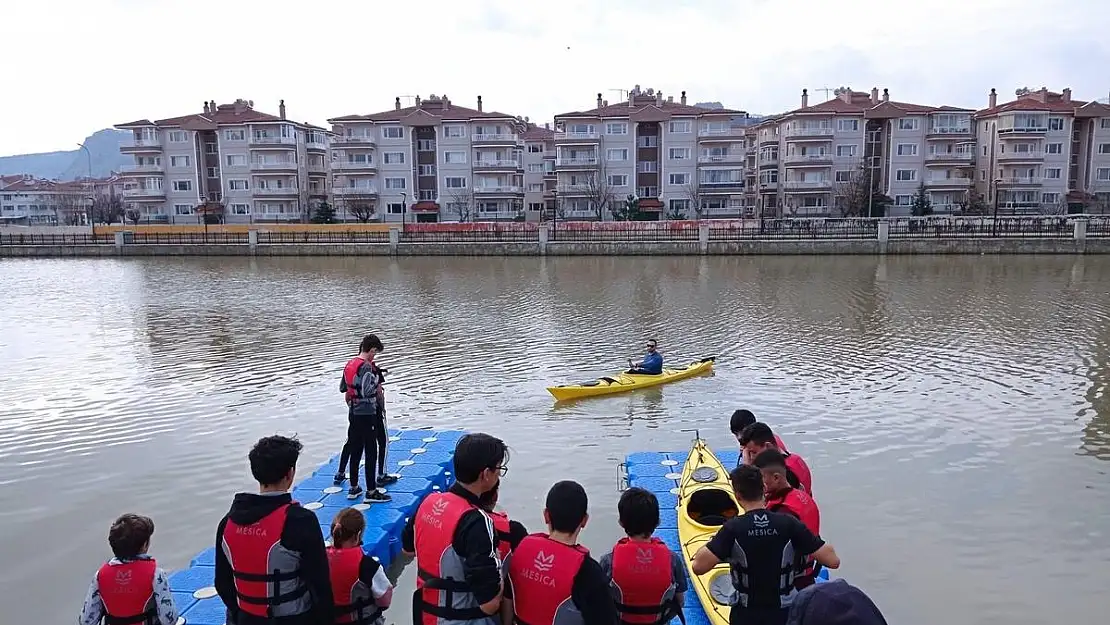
[279,99,286,120]
[681,90,687,105]
[544,122,550,130]
[442,95,449,110]
[1063,87,1072,102]
[415,95,421,106]
[603,100,609,107]
[656,90,663,105]
[882,88,889,103]
[801,89,809,108]
[210,100,216,112]
[477,95,483,112]
[395,97,401,110]
[597,92,603,108]
[988,88,997,109]
[667,96,673,103]
[203,101,210,114]
[871,88,879,105]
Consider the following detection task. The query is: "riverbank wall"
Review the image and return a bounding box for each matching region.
[3,217,1108,257]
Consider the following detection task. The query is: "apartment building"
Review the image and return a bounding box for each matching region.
[1,174,125,225]
[753,88,977,217]
[552,86,746,220]
[975,87,1110,214]
[328,94,529,223]
[115,99,330,224]
[520,124,556,218]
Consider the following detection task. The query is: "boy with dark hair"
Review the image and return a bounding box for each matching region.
[730,410,789,463]
[336,334,392,503]
[739,422,812,494]
[215,435,333,625]
[79,514,178,625]
[506,481,617,625]
[600,487,687,625]
[754,449,822,589]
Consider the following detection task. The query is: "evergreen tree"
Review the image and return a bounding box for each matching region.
[910,183,933,216]
[312,201,337,224]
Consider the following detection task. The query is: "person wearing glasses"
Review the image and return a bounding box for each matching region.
[409,433,510,625]
[627,339,664,375]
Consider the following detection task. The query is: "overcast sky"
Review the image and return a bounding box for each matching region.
[2,0,1108,156]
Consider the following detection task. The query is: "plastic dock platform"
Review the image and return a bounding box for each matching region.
[170,429,465,625]
[624,448,829,625]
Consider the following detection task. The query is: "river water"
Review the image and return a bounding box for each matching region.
[1,255,1107,625]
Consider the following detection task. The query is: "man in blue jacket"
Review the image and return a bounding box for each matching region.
[627,339,664,375]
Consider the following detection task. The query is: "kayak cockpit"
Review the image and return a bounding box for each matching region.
[686,487,740,527]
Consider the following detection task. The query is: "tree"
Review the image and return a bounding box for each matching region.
[679,182,704,219]
[611,194,642,221]
[910,183,933,217]
[125,208,141,225]
[92,191,125,224]
[311,201,337,224]
[957,192,989,215]
[583,164,617,221]
[446,187,475,222]
[54,188,87,225]
[340,194,376,223]
[834,161,890,217]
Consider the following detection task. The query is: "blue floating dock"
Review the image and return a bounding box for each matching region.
[626,448,829,625]
[172,429,463,624]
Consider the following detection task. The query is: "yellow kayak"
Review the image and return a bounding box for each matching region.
[546,357,715,401]
[678,437,743,625]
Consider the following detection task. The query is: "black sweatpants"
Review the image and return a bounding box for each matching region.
[347,413,378,488]
[339,406,386,476]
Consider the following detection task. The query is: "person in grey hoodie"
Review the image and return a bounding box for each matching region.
[786,580,887,625]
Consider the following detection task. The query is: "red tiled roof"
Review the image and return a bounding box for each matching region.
[783,90,970,118]
[117,100,318,129]
[556,97,743,119]
[976,90,1090,117]
[520,125,555,141]
[329,98,517,124]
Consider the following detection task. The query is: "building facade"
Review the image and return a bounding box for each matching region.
[328,94,533,223]
[1,174,125,225]
[552,86,747,220]
[115,99,329,224]
[520,124,556,218]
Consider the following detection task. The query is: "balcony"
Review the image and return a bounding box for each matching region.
[474,185,524,194]
[554,131,600,141]
[254,187,299,196]
[927,126,973,137]
[471,133,517,144]
[925,150,975,163]
[782,180,832,191]
[698,127,745,139]
[699,181,746,193]
[331,135,376,147]
[305,138,328,151]
[555,157,598,168]
[120,163,164,174]
[997,176,1042,186]
[698,153,745,164]
[332,161,377,171]
[333,186,378,196]
[998,151,1044,162]
[555,183,591,194]
[251,161,298,171]
[122,188,165,200]
[473,159,523,170]
[782,154,833,166]
[249,135,297,147]
[121,137,162,150]
[998,125,1048,135]
[306,162,329,173]
[784,127,834,140]
[924,177,973,188]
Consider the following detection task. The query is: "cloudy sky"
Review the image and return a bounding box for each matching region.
[2,0,1108,155]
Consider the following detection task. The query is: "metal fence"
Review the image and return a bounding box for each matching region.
[258,231,389,244]
[400,229,536,243]
[551,225,699,242]
[709,219,879,240]
[0,233,114,245]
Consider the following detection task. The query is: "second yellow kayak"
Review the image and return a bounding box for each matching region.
[546,356,715,401]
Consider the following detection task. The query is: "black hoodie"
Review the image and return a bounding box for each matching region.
[214,492,334,625]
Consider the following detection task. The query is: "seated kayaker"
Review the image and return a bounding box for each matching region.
[740,422,813,495]
[754,449,822,590]
[730,410,789,465]
[627,339,663,375]
[691,465,840,625]
[600,487,686,625]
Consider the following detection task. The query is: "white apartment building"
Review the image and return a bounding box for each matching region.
[328,94,530,223]
[115,99,330,224]
[975,87,1110,214]
[1,174,125,225]
[521,124,556,218]
[552,86,747,220]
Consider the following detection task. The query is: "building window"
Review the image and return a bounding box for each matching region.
[605,122,628,135]
[1042,192,1060,204]
[417,139,435,151]
[528,202,543,211]
[895,195,912,206]
[168,131,187,143]
[608,174,628,187]
[1046,143,1063,154]
[1048,117,1065,131]
[527,163,544,173]
[225,154,246,167]
[527,143,543,153]
[224,129,245,141]
[896,144,918,156]
[170,155,190,168]
[205,143,217,154]
[445,177,467,188]
[668,173,688,185]
[1096,168,1110,181]
[834,170,853,182]
[1099,144,1110,154]
[442,125,465,138]
[1044,168,1062,179]
[668,147,690,160]
[837,119,859,132]
[384,177,406,189]
[228,179,249,190]
[418,165,436,176]
[418,190,435,200]
[174,203,193,215]
[382,126,404,139]
[835,144,857,157]
[443,151,466,164]
[898,118,920,131]
[668,120,691,133]
[383,152,405,164]
[527,183,543,192]
[895,169,917,182]
[206,167,218,178]
[606,148,628,161]
[172,180,192,191]
[230,203,250,215]
[386,202,404,214]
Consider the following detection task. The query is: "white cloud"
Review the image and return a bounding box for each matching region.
[1,0,1108,155]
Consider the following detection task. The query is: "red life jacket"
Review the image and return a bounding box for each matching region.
[767,487,821,585]
[343,357,367,403]
[773,434,788,453]
[784,452,813,496]
[413,491,487,625]
[608,538,683,625]
[508,534,588,625]
[488,510,513,562]
[220,503,310,618]
[97,559,157,625]
[327,546,383,625]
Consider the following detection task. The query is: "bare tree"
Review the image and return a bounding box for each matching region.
[680,182,705,219]
[446,187,475,222]
[125,208,141,225]
[92,191,125,224]
[53,188,88,225]
[833,163,869,217]
[340,194,377,223]
[583,164,616,221]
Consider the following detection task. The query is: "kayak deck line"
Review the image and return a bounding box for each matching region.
[548,356,717,402]
[622,447,830,625]
[167,429,465,625]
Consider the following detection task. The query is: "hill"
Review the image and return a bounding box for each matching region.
[0,129,130,180]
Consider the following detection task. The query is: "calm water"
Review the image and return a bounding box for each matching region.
[1,255,1108,625]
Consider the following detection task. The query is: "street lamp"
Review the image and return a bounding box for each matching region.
[758,184,767,234]
[551,189,558,239]
[400,192,407,233]
[77,143,93,234]
[992,178,1002,236]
